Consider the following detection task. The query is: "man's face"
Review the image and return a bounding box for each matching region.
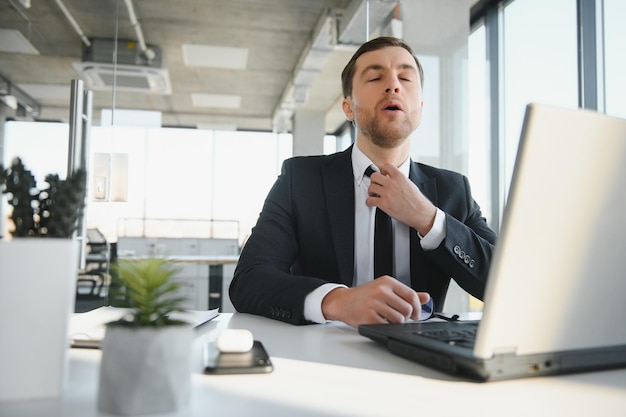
[343,46,424,149]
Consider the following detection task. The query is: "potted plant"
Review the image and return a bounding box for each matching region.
[0,157,87,401]
[0,157,86,238]
[97,257,194,416]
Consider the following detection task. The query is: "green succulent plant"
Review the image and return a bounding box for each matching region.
[0,157,86,238]
[109,258,189,328]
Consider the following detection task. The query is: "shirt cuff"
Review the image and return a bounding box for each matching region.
[304,283,348,323]
[419,208,446,250]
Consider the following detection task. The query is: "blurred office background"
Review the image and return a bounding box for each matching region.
[1,0,624,312]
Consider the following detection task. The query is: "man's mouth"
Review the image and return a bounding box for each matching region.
[381,100,403,112]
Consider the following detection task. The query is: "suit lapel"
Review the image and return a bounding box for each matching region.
[409,162,437,205]
[322,147,355,285]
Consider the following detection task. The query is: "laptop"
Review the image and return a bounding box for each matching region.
[359,103,626,381]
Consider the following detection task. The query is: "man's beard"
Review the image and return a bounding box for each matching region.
[357,114,416,149]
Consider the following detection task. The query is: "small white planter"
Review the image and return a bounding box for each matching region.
[98,324,194,416]
[0,238,78,401]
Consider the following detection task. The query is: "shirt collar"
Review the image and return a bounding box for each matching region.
[351,143,411,184]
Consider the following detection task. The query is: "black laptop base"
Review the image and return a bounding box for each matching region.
[359,322,626,382]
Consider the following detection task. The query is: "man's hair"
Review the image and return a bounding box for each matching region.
[340,36,424,98]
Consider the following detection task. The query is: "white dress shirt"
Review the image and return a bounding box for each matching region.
[303,144,446,323]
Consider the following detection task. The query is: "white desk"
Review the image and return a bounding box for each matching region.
[148,254,239,265]
[2,313,625,417]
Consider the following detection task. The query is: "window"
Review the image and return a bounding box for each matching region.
[2,122,292,244]
[501,0,578,202]
[468,23,492,229]
[602,0,626,118]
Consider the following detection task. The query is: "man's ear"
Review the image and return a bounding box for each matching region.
[342,97,354,121]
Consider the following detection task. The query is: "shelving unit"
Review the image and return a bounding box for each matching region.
[116,236,239,311]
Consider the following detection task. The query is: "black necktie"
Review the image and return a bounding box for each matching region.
[364,166,393,277]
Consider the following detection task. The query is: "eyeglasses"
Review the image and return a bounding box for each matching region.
[420,298,460,322]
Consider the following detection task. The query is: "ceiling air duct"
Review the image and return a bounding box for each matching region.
[73,38,172,95]
[338,0,398,45]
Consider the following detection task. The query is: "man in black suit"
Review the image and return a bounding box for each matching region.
[230,37,496,327]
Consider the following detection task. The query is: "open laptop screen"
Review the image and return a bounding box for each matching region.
[475,104,626,359]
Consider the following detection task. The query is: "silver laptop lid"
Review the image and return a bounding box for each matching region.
[474,104,626,359]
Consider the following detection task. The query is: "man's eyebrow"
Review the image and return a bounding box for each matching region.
[360,63,418,75]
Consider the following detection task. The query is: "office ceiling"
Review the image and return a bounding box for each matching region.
[0,0,477,133]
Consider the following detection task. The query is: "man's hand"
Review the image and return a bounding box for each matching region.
[366,163,436,236]
[321,276,431,328]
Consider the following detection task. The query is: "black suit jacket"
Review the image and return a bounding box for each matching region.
[230,146,497,325]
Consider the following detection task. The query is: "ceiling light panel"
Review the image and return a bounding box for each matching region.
[0,29,39,54]
[182,44,248,70]
[18,84,69,101]
[192,93,241,109]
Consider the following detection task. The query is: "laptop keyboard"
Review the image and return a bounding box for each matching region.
[413,323,478,348]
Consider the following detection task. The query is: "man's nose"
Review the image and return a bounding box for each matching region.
[385,79,400,94]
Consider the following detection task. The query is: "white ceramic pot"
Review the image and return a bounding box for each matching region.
[98,324,194,416]
[0,238,79,401]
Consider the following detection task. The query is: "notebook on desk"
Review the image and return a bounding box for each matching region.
[69,306,219,348]
[359,103,626,381]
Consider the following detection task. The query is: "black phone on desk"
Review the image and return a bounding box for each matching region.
[203,340,273,374]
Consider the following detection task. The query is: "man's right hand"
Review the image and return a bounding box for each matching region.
[321,276,431,328]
